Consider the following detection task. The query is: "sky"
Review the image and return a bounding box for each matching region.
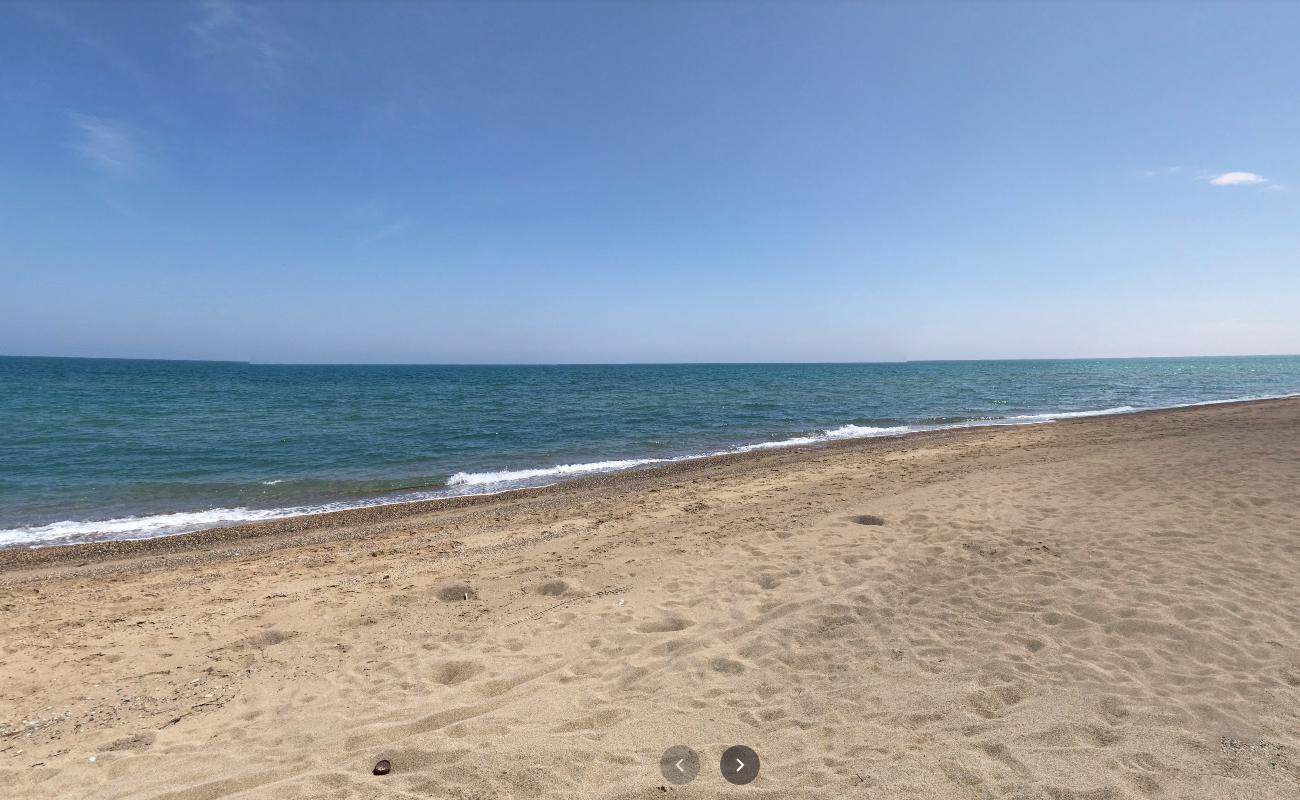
[1,1,1298,364]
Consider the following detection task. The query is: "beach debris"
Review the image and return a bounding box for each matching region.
[108,733,154,751]
[372,759,391,776]
[849,514,886,526]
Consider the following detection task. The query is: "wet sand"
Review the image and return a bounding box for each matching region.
[3,399,1299,799]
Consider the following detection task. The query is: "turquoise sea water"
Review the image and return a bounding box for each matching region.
[1,355,1297,548]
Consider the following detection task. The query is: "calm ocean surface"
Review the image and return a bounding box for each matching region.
[2,356,1297,548]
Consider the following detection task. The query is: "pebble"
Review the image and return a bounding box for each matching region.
[373,759,391,776]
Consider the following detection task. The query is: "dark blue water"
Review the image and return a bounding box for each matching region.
[1,356,1297,547]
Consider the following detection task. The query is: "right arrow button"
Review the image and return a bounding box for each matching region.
[720,745,760,785]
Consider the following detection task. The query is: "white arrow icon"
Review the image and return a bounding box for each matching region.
[735,758,745,772]
[675,759,685,772]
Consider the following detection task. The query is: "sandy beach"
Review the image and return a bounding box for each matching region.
[2,398,1298,799]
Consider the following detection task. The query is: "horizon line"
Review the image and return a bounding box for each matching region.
[4,353,1300,367]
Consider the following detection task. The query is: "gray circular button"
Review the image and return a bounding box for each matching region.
[659,745,700,785]
[720,745,760,785]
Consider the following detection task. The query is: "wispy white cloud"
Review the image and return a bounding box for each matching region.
[344,199,411,245]
[190,0,295,90]
[361,217,411,245]
[23,3,149,85]
[1142,166,1185,179]
[1207,171,1269,187]
[1146,166,1282,191]
[70,113,138,176]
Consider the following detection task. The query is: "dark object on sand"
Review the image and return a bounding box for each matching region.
[373,759,392,776]
[850,514,886,526]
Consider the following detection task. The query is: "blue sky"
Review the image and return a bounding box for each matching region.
[2,1,1297,363]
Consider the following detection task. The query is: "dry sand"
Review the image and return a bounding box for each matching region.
[2,399,1299,799]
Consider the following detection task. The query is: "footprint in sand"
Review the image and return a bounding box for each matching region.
[636,616,694,633]
[241,629,297,648]
[437,585,477,602]
[431,660,484,686]
[966,684,1027,719]
[536,580,570,597]
[709,657,746,675]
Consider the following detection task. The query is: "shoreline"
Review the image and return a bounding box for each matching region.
[5,360,1297,552]
[2,395,1295,575]
[4,394,1299,797]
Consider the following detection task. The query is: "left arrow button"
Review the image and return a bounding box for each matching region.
[659,745,700,785]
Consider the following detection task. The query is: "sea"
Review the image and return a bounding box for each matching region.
[2,355,1297,548]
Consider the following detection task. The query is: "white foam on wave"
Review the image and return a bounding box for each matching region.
[447,424,917,487]
[1164,392,1300,410]
[734,423,914,451]
[7,392,1298,548]
[447,457,672,487]
[0,507,301,549]
[1002,405,1137,422]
